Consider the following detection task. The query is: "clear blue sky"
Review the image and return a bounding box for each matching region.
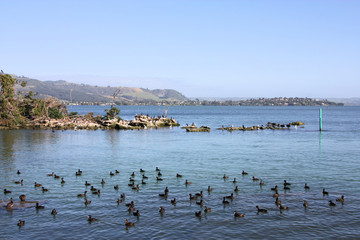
[1,0,359,98]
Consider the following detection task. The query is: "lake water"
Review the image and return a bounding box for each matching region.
[1,106,360,239]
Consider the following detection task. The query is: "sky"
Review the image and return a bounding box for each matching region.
[1,0,359,98]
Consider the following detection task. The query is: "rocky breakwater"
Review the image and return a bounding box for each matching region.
[217,121,305,132]
[102,115,180,130]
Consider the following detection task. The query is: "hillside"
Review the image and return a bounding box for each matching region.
[14,77,188,103]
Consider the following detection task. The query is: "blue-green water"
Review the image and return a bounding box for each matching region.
[1,106,360,239]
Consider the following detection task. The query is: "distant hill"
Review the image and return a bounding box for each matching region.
[14,76,188,103]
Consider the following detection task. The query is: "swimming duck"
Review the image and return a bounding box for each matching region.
[303,200,309,208]
[54,175,60,179]
[159,206,165,214]
[164,187,169,194]
[128,182,135,187]
[110,171,115,176]
[17,220,25,227]
[207,186,213,192]
[195,211,202,217]
[88,215,98,222]
[61,178,66,184]
[204,206,212,213]
[322,188,329,196]
[336,195,345,203]
[116,198,123,204]
[256,206,267,213]
[329,200,336,207]
[156,167,161,171]
[6,198,14,209]
[132,184,140,191]
[232,178,237,183]
[176,173,182,178]
[101,179,105,185]
[92,190,100,195]
[271,185,278,191]
[14,179,23,184]
[114,185,119,190]
[259,180,265,186]
[196,199,203,206]
[185,179,192,185]
[242,170,248,175]
[141,180,147,185]
[47,172,54,176]
[279,204,289,210]
[42,187,49,192]
[252,176,259,181]
[125,219,135,227]
[171,198,177,205]
[133,210,140,217]
[129,177,135,182]
[304,183,310,189]
[189,194,197,200]
[121,193,126,199]
[283,180,291,186]
[19,194,26,201]
[225,193,234,200]
[115,169,120,174]
[157,172,162,176]
[142,174,148,179]
[35,202,45,209]
[125,201,135,208]
[85,181,91,186]
[131,172,135,177]
[275,197,282,206]
[34,182,42,187]
[75,171,82,176]
[234,186,239,192]
[90,186,97,191]
[234,211,245,217]
[223,174,229,179]
[4,189,11,194]
[222,197,230,204]
[77,169,82,173]
[140,168,145,173]
[127,206,135,212]
[51,209,57,215]
[77,191,87,197]
[17,170,21,174]
[195,191,203,197]
[84,198,91,205]
[159,191,168,198]
[156,176,163,181]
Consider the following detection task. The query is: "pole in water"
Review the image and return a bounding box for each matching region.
[319,108,323,132]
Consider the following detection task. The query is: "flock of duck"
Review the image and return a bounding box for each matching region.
[2,168,345,228]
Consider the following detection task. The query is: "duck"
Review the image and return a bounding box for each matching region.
[222,197,230,204]
[42,187,49,192]
[204,206,212,213]
[195,211,202,217]
[17,220,25,227]
[259,180,265,186]
[125,201,135,208]
[159,206,165,214]
[189,194,197,200]
[225,193,234,200]
[156,176,163,181]
[252,176,259,181]
[171,198,176,205]
[242,170,248,175]
[234,186,239,192]
[6,198,14,209]
[157,172,162,176]
[127,206,135,212]
[125,219,135,227]
[17,170,21,174]
[47,172,54,176]
[90,186,97,191]
[114,185,119,190]
[304,183,310,189]
[14,179,23,184]
[34,182,42,187]
[128,182,135,187]
[185,179,192,185]
[279,204,289,210]
[164,187,169,194]
[196,199,203,206]
[19,194,26,201]
[129,177,135,182]
[133,210,140,217]
[234,211,245,217]
[303,200,309,208]
[322,188,329,196]
[115,169,120,174]
[101,179,105,184]
[176,173,182,178]
[283,180,291,186]
[116,198,123,204]
[35,202,45,209]
[207,186,213,192]
[156,167,161,171]
[131,172,135,177]
[92,190,100,195]
[195,191,203,197]
[275,197,282,206]
[336,195,345,203]
[142,174,148,179]
[140,168,145,173]
[84,198,92,206]
[77,191,87,197]
[256,206,267,213]
[271,185,278,191]
[51,209,57,215]
[54,175,60,179]
[110,171,115,176]
[329,200,336,207]
[61,178,66,184]
[121,193,126,199]
[85,181,91,186]
[4,189,11,194]
[232,178,237,183]
[223,174,229,179]
[141,179,147,185]
[75,171,82,176]
[88,215,98,222]
[132,184,139,191]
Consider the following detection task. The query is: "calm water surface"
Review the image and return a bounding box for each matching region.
[1,106,360,239]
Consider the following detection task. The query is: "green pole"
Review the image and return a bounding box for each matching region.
[319,108,322,132]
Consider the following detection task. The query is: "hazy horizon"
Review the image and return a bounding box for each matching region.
[1,1,359,98]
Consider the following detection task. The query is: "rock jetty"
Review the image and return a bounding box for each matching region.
[217,122,305,132]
